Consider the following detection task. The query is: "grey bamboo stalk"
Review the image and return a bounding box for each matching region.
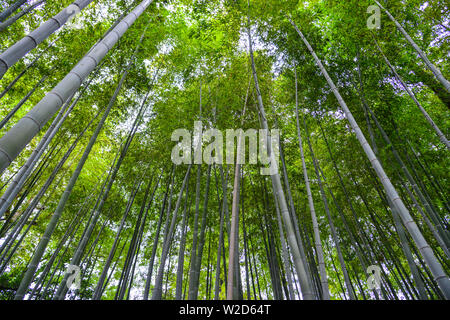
[0,0,46,32]
[192,164,212,299]
[187,164,202,300]
[272,187,295,299]
[0,72,49,130]
[118,171,154,300]
[372,35,450,150]
[144,170,173,300]
[279,140,315,294]
[29,204,88,298]
[316,118,375,281]
[259,206,278,299]
[0,140,63,232]
[317,166,357,300]
[214,166,228,299]
[206,225,213,299]
[0,90,75,220]
[13,41,141,299]
[248,231,262,299]
[0,65,100,220]
[241,180,251,300]
[0,66,97,204]
[324,241,346,299]
[155,171,176,298]
[92,180,143,299]
[247,15,314,300]
[0,0,93,79]
[289,18,450,299]
[373,0,450,92]
[0,0,26,22]
[388,197,428,299]
[401,180,450,260]
[152,165,192,300]
[227,158,241,300]
[66,60,157,299]
[294,66,330,300]
[0,0,131,101]
[0,0,153,174]
[126,177,157,298]
[364,102,450,249]
[303,115,354,300]
[99,235,129,297]
[55,82,154,299]
[272,105,297,300]
[227,78,250,300]
[175,169,191,299]
[0,37,58,101]
[187,81,204,300]
[0,104,102,260]
[111,178,144,300]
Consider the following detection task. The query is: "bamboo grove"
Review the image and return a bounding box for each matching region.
[0,0,448,300]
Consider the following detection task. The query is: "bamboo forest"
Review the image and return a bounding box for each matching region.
[0,0,448,302]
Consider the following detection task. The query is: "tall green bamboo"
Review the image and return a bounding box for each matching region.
[0,0,153,174]
[373,0,450,92]
[0,0,94,79]
[248,12,314,300]
[293,66,330,300]
[13,66,129,300]
[152,165,192,300]
[0,0,26,22]
[289,17,450,299]
[0,0,46,32]
[372,35,449,150]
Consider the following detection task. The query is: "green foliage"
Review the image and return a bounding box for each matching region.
[0,0,448,300]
